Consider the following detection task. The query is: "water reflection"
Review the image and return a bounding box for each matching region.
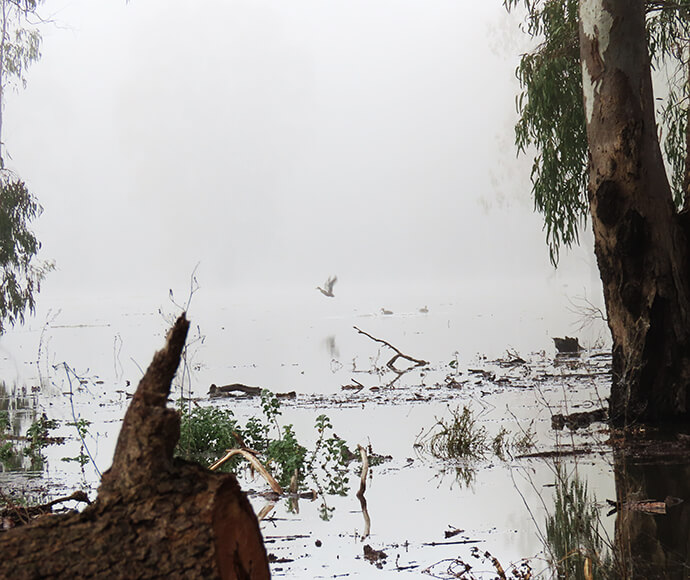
[322,335,339,359]
[544,464,614,579]
[0,381,43,472]
[538,439,690,579]
[612,443,690,578]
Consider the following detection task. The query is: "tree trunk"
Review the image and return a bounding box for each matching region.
[579,0,690,425]
[0,314,271,579]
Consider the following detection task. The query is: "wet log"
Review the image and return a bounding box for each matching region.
[209,383,296,400]
[551,407,608,431]
[0,314,270,579]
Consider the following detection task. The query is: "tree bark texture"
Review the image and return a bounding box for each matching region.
[0,314,270,579]
[579,0,690,425]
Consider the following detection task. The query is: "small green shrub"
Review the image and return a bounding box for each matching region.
[306,414,352,496]
[175,394,354,495]
[0,410,10,432]
[24,415,60,469]
[0,440,21,469]
[177,406,240,465]
[266,424,307,488]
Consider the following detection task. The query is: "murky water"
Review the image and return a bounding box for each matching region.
[2,282,685,578]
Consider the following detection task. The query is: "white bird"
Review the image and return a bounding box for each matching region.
[317,275,338,297]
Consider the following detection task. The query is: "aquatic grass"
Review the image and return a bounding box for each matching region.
[425,406,488,461]
[545,465,614,580]
[417,407,537,464]
[512,420,537,455]
[491,426,511,460]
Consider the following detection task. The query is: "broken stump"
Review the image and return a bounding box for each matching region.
[0,314,270,579]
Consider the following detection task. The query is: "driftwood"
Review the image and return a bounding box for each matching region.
[0,314,270,579]
[209,383,296,400]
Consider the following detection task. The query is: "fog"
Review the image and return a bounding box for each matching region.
[4,0,601,312]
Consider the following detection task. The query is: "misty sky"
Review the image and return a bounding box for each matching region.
[4,0,599,303]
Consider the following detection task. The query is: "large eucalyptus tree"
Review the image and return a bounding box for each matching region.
[507,0,690,425]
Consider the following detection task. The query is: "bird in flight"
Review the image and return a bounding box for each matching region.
[317,275,338,297]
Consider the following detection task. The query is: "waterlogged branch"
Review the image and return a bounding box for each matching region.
[210,448,284,495]
[353,326,429,372]
[356,444,369,498]
[356,444,371,540]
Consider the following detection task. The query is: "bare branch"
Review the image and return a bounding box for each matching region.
[353,326,428,371]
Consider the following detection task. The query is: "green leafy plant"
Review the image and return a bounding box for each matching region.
[66,418,90,440]
[0,440,21,470]
[61,418,94,468]
[266,424,307,488]
[306,414,352,496]
[176,393,354,494]
[0,410,10,432]
[24,415,58,457]
[177,405,240,466]
[0,179,53,332]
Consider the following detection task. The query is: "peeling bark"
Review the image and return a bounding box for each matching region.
[0,314,270,579]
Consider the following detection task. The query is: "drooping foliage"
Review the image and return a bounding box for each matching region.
[0,0,48,332]
[505,0,690,262]
[0,176,50,332]
[506,0,586,264]
[1,18,41,92]
[647,1,690,207]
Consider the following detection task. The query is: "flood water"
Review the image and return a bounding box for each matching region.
[0,281,687,578]
[0,285,628,578]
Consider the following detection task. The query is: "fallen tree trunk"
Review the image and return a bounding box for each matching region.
[0,314,270,579]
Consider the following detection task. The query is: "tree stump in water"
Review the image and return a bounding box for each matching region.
[0,314,270,579]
